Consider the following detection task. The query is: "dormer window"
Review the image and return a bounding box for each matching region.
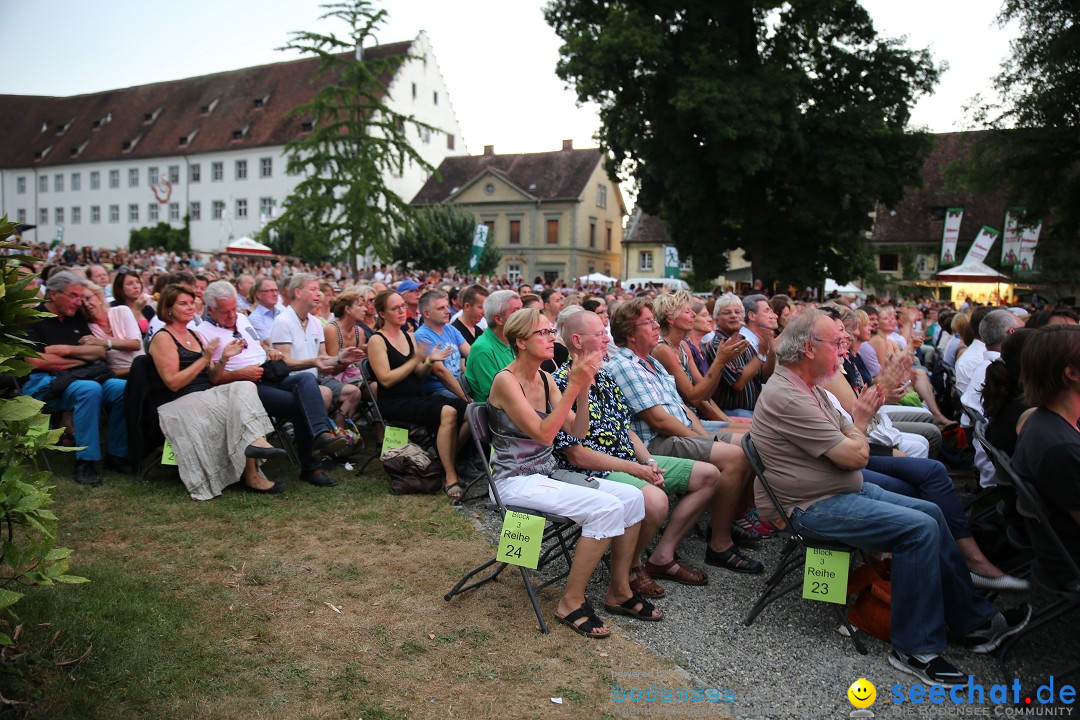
[55,117,75,135]
[301,121,313,132]
[253,93,271,108]
[121,133,143,153]
[34,145,52,160]
[143,107,163,125]
[91,112,111,131]
[178,128,199,147]
[231,124,250,141]
[199,99,219,116]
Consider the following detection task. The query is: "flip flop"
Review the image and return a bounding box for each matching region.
[443,483,464,502]
[605,592,664,622]
[555,601,610,639]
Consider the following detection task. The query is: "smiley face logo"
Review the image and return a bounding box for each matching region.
[847,678,876,708]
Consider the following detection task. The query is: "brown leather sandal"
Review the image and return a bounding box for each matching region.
[643,557,709,586]
[629,565,666,598]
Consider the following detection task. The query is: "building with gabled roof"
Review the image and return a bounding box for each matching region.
[0,32,463,253]
[411,140,626,283]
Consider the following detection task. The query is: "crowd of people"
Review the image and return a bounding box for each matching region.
[13,242,1079,687]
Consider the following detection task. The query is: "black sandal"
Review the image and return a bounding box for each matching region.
[605,592,664,622]
[555,601,610,639]
[705,545,764,574]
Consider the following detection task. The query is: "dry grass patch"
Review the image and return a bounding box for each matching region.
[0,459,716,720]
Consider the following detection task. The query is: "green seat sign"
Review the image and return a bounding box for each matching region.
[802,547,849,604]
[497,511,545,569]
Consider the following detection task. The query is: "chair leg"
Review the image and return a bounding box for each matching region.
[444,559,512,600]
[518,565,550,634]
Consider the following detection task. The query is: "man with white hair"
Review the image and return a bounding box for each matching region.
[21,271,128,486]
[201,281,348,487]
[960,309,1024,488]
[462,289,523,402]
[750,309,1029,686]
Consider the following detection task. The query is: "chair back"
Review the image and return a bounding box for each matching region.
[1004,452,1080,592]
[973,421,1014,487]
[742,433,794,529]
[465,402,512,512]
[358,357,375,383]
[458,373,474,403]
[961,403,988,429]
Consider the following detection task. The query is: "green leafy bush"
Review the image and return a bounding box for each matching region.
[0,217,87,646]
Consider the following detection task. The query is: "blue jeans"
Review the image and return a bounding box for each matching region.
[724,408,755,419]
[256,372,332,472]
[23,374,127,462]
[790,482,994,655]
[864,456,972,540]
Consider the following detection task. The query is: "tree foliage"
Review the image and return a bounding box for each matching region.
[544,0,939,286]
[0,217,87,646]
[128,218,190,254]
[960,0,1080,285]
[391,204,501,276]
[271,1,435,264]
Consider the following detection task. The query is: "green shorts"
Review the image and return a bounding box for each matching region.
[604,455,694,496]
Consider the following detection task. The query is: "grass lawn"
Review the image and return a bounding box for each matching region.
[0,452,691,720]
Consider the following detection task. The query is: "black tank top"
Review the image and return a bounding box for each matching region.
[161,329,213,398]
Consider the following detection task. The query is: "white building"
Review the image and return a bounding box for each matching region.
[0,32,463,253]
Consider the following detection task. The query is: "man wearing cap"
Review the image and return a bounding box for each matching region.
[397,280,422,332]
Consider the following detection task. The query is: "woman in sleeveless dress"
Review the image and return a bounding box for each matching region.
[488,308,658,639]
[367,290,469,501]
[149,284,286,500]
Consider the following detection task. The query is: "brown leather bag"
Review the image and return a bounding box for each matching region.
[382,443,444,495]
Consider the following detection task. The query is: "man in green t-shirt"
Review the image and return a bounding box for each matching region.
[463,290,522,402]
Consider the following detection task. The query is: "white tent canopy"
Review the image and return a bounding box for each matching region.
[825,278,866,299]
[578,272,619,284]
[934,258,1010,282]
[222,236,273,256]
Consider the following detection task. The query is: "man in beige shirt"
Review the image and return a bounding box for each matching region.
[750,310,1029,689]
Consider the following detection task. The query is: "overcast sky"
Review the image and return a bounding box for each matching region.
[0,0,1015,159]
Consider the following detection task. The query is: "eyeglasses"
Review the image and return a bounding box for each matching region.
[635,318,660,328]
[577,330,608,339]
[257,288,279,294]
[531,328,557,338]
[813,337,848,351]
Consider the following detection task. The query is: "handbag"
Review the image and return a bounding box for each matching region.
[259,359,292,384]
[382,442,444,495]
[846,559,892,642]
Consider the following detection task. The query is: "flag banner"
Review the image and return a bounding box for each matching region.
[940,207,963,265]
[468,224,489,271]
[663,245,680,279]
[963,225,999,264]
[1017,222,1042,273]
[1001,210,1023,269]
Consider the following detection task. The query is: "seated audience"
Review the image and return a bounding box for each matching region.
[607,298,764,572]
[1026,307,1079,329]
[148,284,287,499]
[200,281,349,487]
[248,276,284,341]
[942,310,971,368]
[111,266,152,336]
[982,329,1034,455]
[1012,324,1080,589]
[463,290,522,402]
[80,281,144,377]
[705,293,777,418]
[22,271,128,486]
[954,306,994,395]
[489,308,659,637]
[451,284,488,346]
[414,289,470,400]
[751,309,1030,686]
[553,309,724,597]
[324,288,369,384]
[367,290,469,501]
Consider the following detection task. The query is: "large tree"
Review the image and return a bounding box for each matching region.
[544,1,939,286]
[962,0,1080,285]
[391,204,502,276]
[271,1,435,265]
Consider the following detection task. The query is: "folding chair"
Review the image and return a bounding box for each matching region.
[353,358,435,475]
[740,434,868,654]
[444,403,580,633]
[992,452,1080,682]
[458,373,474,403]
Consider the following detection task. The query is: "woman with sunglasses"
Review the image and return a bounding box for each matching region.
[111,268,151,336]
[488,308,656,638]
[367,290,469,501]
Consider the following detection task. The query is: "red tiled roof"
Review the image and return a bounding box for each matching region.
[870,131,1012,246]
[623,208,671,245]
[0,41,411,169]
[410,147,603,204]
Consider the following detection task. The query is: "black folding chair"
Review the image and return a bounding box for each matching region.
[992,451,1080,682]
[444,403,580,633]
[741,434,868,654]
[458,373,474,403]
[353,358,435,475]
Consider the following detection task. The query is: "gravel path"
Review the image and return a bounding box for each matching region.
[461,496,1075,719]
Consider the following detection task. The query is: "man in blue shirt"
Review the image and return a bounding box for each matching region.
[248,276,283,341]
[414,290,469,400]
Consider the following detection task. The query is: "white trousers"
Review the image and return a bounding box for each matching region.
[494,473,645,540]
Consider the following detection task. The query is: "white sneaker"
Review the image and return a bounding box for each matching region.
[970,572,1031,592]
[964,604,1032,654]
